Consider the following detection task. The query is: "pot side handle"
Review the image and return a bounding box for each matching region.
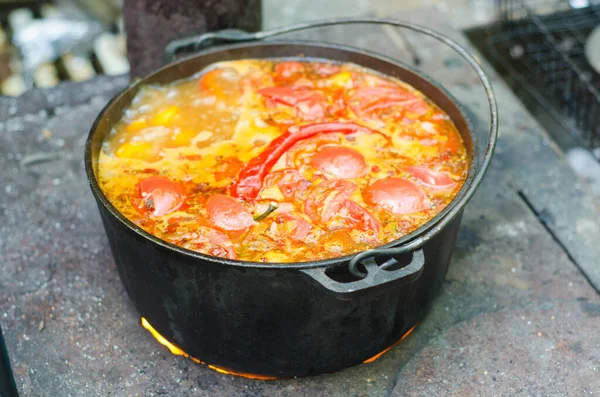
[300,249,424,295]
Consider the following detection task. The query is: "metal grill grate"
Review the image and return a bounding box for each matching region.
[486,0,600,150]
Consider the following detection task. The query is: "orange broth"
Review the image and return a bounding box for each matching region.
[97,59,468,262]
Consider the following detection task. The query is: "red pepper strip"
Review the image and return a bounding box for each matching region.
[231,122,387,201]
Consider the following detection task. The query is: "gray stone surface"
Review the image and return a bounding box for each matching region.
[0,75,129,122]
[1,5,600,397]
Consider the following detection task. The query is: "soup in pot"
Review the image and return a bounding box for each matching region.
[97,59,469,262]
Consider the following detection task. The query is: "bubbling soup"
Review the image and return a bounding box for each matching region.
[97,59,469,262]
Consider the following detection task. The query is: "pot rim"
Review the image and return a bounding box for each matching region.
[85,40,480,270]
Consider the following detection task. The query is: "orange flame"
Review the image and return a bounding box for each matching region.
[140,317,280,380]
[141,317,188,356]
[141,317,417,378]
[362,323,418,364]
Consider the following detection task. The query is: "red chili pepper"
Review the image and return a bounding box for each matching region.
[231,122,386,200]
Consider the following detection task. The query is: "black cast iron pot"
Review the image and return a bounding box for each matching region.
[85,18,498,378]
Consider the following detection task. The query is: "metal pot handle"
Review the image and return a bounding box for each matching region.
[165,29,257,62]
[164,17,499,281]
[301,249,424,295]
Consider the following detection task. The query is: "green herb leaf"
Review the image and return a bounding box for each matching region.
[254,202,279,221]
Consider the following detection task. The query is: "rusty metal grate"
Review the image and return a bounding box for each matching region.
[484,0,600,150]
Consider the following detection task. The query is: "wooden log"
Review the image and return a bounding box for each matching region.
[94,33,130,76]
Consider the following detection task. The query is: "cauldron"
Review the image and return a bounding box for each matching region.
[85,18,498,377]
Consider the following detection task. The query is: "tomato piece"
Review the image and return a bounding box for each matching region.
[329,99,346,118]
[181,226,236,259]
[312,63,341,77]
[258,87,326,121]
[350,86,429,120]
[241,72,275,91]
[363,177,430,214]
[285,134,344,168]
[361,98,406,113]
[199,67,240,98]
[338,199,381,238]
[280,212,313,241]
[302,181,379,236]
[205,194,254,231]
[304,179,357,222]
[291,77,315,88]
[258,86,304,106]
[403,99,430,116]
[264,169,311,199]
[311,146,368,178]
[137,176,186,217]
[405,166,457,192]
[302,179,379,236]
[294,92,326,120]
[293,217,312,240]
[351,87,416,102]
[274,61,305,81]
